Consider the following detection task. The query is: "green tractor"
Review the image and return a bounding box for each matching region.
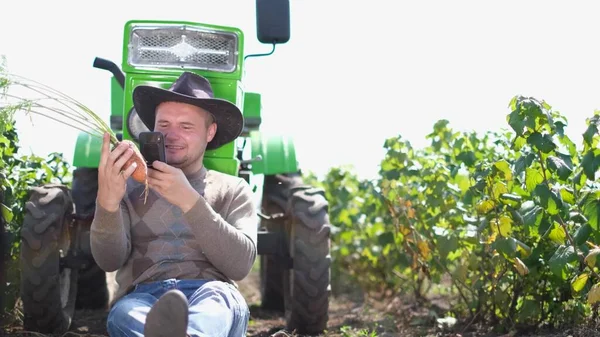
[18,2,332,335]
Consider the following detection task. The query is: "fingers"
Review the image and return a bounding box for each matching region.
[121,159,138,179]
[112,148,134,176]
[147,167,168,181]
[147,176,165,190]
[150,160,172,172]
[99,132,110,168]
[106,142,132,170]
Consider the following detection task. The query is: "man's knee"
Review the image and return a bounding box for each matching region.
[190,281,248,312]
[107,293,157,337]
[187,281,249,337]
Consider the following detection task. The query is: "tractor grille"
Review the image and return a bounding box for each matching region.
[128,25,238,72]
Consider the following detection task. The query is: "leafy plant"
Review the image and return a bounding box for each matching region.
[309,96,600,333]
[0,58,73,323]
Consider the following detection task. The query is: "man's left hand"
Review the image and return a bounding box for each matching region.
[147,161,200,212]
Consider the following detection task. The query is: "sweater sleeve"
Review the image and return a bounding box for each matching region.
[90,199,132,272]
[183,179,257,281]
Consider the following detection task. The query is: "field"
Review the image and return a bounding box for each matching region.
[3,265,600,337]
[2,89,600,336]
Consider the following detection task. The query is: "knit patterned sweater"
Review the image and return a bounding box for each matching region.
[89,166,257,305]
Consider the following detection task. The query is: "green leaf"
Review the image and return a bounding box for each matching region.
[548,223,566,245]
[581,149,598,181]
[535,184,561,215]
[582,191,600,230]
[539,216,553,237]
[491,215,513,237]
[527,132,557,153]
[495,237,518,259]
[501,193,522,208]
[585,248,600,268]
[583,121,598,146]
[457,151,476,167]
[559,135,578,158]
[542,100,552,111]
[560,187,576,205]
[508,109,526,136]
[548,245,577,280]
[515,153,536,175]
[571,273,589,293]
[513,136,527,151]
[557,151,574,169]
[386,188,398,202]
[476,199,496,214]
[339,231,354,243]
[547,156,572,181]
[554,120,566,136]
[516,239,532,257]
[377,232,395,246]
[493,160,512,180]
[437,234,459,260]
[1,203,13,223]
[570,211,588,224]
[574,224,593,246]
[381,159,396,172]
[492,181,509,200]
[522,203,543,232]
[526,168,544,192]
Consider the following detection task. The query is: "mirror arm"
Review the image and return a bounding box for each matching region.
[244,42,276,61]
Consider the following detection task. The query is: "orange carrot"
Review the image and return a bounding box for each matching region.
[117,140,149,203]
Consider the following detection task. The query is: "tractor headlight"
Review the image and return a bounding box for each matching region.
[126,107,150,141]
[128,24,239,72]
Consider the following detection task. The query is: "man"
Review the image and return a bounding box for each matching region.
[90,72,257,337]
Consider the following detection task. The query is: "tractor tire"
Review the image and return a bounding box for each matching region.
[261,173,332,335]
[71,167,108,310]
[20,184,78,334]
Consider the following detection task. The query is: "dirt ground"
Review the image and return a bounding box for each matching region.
[4,269,600,337]
[0,267,431,337]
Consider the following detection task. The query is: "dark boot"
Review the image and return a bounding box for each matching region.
[144,289,189,337]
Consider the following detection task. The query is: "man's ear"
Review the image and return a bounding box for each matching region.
[206,123,217,142]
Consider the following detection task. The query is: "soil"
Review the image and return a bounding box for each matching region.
[3,268,600,337]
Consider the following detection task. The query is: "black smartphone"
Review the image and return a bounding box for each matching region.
[138,131,166,168]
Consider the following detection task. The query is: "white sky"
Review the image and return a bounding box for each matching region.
[1,0,599,180]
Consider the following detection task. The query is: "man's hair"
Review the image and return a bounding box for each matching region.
[205,112,215,128]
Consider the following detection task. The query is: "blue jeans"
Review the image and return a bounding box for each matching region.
[106,278,250,337]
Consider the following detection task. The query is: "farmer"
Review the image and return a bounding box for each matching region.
[90,71,256,337]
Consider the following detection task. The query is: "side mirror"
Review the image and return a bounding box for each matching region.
[256,0,290,44]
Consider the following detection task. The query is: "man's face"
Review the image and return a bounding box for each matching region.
[154,101,217,169]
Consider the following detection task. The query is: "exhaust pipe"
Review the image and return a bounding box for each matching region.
[93,57,125,89]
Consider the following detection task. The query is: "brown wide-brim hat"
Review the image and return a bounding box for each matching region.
[132,71,244,150]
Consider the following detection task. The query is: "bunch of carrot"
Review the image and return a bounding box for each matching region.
[0,60,150,201]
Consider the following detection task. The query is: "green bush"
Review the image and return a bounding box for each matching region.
[309,96,600,333]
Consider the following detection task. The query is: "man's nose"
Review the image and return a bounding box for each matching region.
[164,130,181,140]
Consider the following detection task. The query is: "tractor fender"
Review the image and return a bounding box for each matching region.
[250,131,298,175]
[72,132,102,168]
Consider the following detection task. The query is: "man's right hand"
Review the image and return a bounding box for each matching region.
[97,133,138,212]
